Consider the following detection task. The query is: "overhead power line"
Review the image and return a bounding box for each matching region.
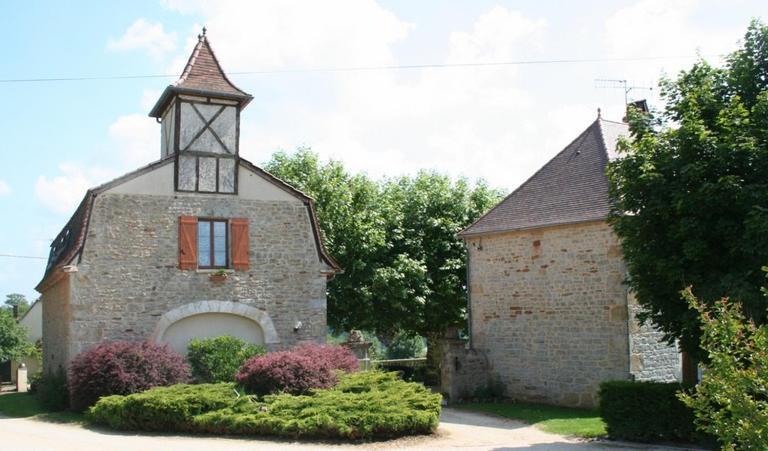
[0,54,717,84]
[0,253,47,260]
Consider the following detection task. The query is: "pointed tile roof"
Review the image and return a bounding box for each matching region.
[149,30,252,117]
[459,118,629,237]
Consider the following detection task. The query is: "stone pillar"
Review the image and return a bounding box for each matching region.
[16,363,28,393]
[440,337,490,404]
[342,330,372,370]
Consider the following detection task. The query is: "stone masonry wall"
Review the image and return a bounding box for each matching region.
[62,192,327,366]
[466,221,629,407]
[41,274,71,374]
[629,302,681,382]
[440,338,490,403]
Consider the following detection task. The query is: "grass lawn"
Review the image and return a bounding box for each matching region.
[461,402,606,438]
[0,393,82,423]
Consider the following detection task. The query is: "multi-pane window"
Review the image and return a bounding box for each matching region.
[197,219,228,268]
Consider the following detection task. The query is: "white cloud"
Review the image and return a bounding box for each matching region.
[108,114,159,167]
[140,89,163,111]
[0,180,10,197]
[163,0,412,70]
[232,5,562,189]
[605,0,742,78]
[159,1,561,189]
[35,164,118,215]
[108,18,177,60]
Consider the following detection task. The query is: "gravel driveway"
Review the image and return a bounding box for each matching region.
[0,408,700,450]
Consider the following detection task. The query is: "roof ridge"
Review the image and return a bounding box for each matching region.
[458,119,602,237]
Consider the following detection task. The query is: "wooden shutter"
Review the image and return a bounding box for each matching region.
[231,218,249,271]
[178,216,198,270]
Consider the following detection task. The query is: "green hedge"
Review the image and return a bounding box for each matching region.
[88,371,441,440]
[187,336,265,383]
[598,380,696,442]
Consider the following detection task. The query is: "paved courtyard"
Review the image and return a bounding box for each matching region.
[0,407,700,451]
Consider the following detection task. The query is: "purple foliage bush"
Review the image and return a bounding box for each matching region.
[236,342,359,396]
[68,340,191,411]
[292,342,359,374]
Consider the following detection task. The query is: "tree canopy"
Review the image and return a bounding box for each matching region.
[607,20,768,358]
[3,293,29,317]
[265,148,501,339]
[0,309,33,362]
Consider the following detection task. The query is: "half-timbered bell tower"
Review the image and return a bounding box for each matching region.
[148,29,253,194]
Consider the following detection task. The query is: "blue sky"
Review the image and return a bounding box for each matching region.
[1,0,766,301]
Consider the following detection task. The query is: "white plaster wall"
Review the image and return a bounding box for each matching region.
[107,163,301,202]
[159,312,265,355]
[19,301,42,342]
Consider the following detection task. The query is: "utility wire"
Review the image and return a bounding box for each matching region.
[0,54,716,84]
[0,253,47,260]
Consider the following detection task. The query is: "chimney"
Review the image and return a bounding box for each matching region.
[623,99,649,122]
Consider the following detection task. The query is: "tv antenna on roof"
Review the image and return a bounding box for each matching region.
[595,79,653,105]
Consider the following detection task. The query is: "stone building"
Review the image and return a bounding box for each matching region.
[447,116,680,407]
[35,32,340,374]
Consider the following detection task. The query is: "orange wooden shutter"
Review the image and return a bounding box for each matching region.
[178,216,198,270]
[231,218,249,271]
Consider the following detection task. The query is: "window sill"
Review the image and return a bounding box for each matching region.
[196,269,234,274]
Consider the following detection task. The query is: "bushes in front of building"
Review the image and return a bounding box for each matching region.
[678,287,768,450]
[33,367,69,411]
[292,341,360,373]
[88,371,441,439]
[235,343,357,396]
[598,380,696,442]
[68,341,191,411]
[187,336,265,383]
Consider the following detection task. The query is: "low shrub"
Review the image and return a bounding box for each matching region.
[472,376,506,401]
[598,380,696,442]
[89,371,442,440]
[187,336,265,383]
[35,367,69,411]
[88,383,236,431]
[236,342,358,396]
[68,341,191,411]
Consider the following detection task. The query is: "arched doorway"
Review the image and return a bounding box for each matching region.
[150,301,279,354]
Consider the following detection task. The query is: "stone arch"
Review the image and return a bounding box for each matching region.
[150,301,279,352]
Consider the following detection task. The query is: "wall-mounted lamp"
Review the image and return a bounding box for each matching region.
[293,321,303,332]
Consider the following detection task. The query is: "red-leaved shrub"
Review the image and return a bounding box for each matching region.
[68,341,191,411]
[236,350,336,396]
[235,343,359,396]
[292,342,359,373]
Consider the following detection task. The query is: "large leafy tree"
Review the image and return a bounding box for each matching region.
[264,149,386,334]
[0,309,33,362]
[607,20,768,359]
[264,149,501,342]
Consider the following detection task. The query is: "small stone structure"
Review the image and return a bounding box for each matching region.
[342,330,373,369]
[36,32,340,373]
[451,117,680,407]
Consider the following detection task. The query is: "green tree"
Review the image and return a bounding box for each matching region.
[679,276,768,450]
[0,309,33,362]
[264,150,501,344]
[3,293,29,317]
[607,20,768,358]
[378,173,500,340]
[264,149,386,333]
[385,332,426,360]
